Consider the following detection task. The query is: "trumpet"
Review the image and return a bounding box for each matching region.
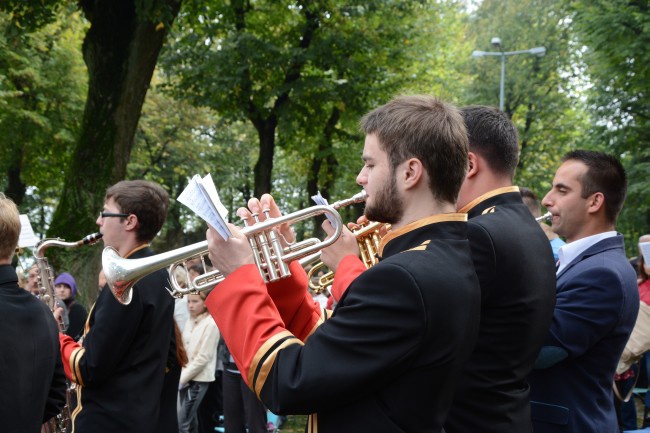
[307,220,387,294]
[536,212,552,223]
[104,191,367,305]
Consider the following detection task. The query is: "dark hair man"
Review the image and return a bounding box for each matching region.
[0,193,66,432]
[58,180,178,433]
[443,105,557,433]
[529,150,638,432]
[204,95,481,433]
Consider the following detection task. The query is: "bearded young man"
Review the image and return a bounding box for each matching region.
[203,95,481,433]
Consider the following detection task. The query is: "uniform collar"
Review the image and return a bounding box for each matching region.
[458,186,520,215]
[379,213,467,257]
[123,243,151,259]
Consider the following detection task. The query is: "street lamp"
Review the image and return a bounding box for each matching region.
[471,37,546,111]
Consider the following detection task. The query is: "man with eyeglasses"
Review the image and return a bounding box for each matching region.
[58,180,180,433]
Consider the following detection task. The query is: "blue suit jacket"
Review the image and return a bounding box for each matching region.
[529,234,638,433]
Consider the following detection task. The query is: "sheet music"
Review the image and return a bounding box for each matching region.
[18,214,40,248]
[177,174,232,240]
[311,191,336,225]
[640,241,650,265]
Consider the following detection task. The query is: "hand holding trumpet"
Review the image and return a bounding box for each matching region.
[205,223,254,278]
[206,194,295,278]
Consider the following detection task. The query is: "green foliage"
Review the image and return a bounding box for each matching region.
[0,9,87,226]
[0,0,64,31]
[570,0,650,251]
[160,0,445,199]
[128,81,258,248]
[462,0,590,208]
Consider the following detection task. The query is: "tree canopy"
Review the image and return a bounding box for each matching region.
[2,0,648,305]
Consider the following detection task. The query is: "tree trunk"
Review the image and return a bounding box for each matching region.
[252,117,278,198]
[306,107,340,240]
[5,147,26,206]
[46,0,181,308]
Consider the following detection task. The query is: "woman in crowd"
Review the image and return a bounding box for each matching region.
[178,291,220,433]
[54,272,87,341]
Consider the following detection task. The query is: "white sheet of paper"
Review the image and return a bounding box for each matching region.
[177,174,232,240]
[640,242,650,266]
[311,191,336,225]
[18,214,40,248]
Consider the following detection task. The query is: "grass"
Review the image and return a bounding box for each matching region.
[275,414,309,432]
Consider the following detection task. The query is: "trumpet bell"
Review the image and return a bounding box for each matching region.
[104,240,210,305]
[104,191,367,305]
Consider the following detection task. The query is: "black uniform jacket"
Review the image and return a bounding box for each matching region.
[0,264,66,433]
[61,247,175,433]
[444,187,557,433]
[207,213,481,433]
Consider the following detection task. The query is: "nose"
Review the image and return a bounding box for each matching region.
[541,191,552,209]
[356,167,367,186]
[96,214,103,226]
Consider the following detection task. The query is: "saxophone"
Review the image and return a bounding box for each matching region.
[35,232,103,433]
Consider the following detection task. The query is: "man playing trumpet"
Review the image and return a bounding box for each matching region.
[204,95,481,433]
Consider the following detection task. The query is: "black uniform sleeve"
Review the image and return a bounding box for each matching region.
[71,285,147,387]
[259,262,427,414]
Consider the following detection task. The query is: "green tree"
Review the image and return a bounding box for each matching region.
[1,0,183,299]
[463,0,591,199]
[570,0,650,250]
[162,1,439,200]
[0,9,86,217]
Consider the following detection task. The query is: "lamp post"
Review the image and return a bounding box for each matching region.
[472,37,546,112]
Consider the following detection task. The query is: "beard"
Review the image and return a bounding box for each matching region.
[364,172,404,224]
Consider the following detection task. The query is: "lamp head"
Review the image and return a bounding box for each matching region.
[529,46,546,56]
[491,37,502,48]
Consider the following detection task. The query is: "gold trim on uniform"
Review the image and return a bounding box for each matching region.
[406,240,431,252]
[70,383,82,432]
[457,186,520,213]
[305,308,329,341]
[252,333,303,398]
[70,347,86,386]
[378,213,468,257]
[307,413,318,433]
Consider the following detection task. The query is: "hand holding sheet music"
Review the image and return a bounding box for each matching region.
[177,174,232,240]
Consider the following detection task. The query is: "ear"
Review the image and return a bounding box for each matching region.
[466,152,479,179]
[586,192,605,215]
[402,158,423,190]
[124,214,139,232]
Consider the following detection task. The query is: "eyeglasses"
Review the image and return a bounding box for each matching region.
[99,211,130,219]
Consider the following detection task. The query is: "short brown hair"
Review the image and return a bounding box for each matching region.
[0,193,21,260]
[562,150,627,223]
[360,95,469,204]
[105,180,170,243]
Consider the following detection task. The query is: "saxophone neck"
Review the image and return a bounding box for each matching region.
[34,232,103,258]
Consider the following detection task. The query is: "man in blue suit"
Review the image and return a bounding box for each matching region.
[529,150,639,432]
